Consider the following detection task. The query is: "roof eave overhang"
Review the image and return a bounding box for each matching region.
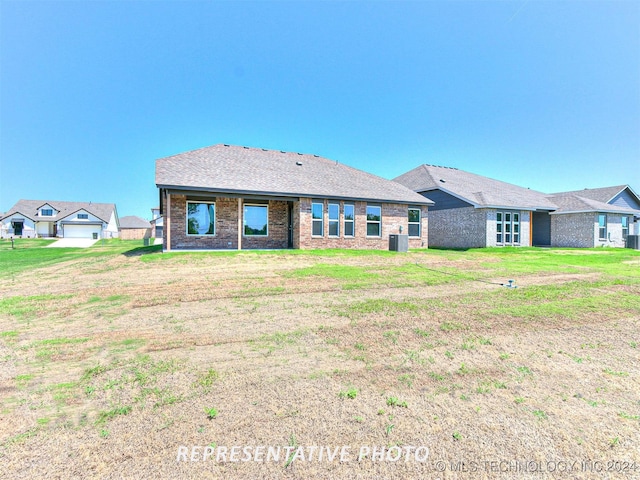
[481,205,557,211]
[550,209,640,215]
[1,211,36,222]
[157,184,434,206]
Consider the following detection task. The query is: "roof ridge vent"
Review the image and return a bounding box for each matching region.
[243,146,249,149]
[223,144,230,147]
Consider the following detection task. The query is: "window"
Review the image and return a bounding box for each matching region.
[328,203,339,237]
[41,209,53,217]
[312,202,324,236]
[77,213,88,220]
[622,216,629,240]
[344,204,355,237]
[187,202,215,235]
[408,208,421,237]
[366,205,381,237]
[244,204,268,236]
[598,214,607,240]
[496,211,520,245]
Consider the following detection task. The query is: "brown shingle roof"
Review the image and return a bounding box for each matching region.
[0,200,117,223]
[156,144,433,205]
[394,164,557,210]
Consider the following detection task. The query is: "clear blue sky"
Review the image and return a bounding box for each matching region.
[1,1,638,219]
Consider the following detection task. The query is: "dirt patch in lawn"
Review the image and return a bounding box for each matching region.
[1,249,639,479]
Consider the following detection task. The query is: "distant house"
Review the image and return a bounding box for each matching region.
[545,186,640,248]
[0,200,119,239]
[395,166,639,249]
[394,165,556,248]
[119,215,152,240]
[155,144,433,251]
[150,207,163,238]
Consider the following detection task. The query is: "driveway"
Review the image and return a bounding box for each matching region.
[46,238,98,248]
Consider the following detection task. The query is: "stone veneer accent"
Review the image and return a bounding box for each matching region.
[164,194,429,250]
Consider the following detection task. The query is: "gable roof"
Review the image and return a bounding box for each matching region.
[156,144,433,205]
[119,215,151,229]
[546,192,639,215]
[550,185,629,203]
[394,164,557,210]
[0,200,117,223]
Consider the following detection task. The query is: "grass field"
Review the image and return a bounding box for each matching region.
[1,238,639,479]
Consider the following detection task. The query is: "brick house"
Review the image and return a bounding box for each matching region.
[155,144,433,251]
[119,215,152,240]
[394,165,557,248]
[394,165,640,248]
[545,186,640,248]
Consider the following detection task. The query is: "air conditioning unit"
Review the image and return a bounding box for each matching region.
[389,234,409,252]
[626,235,640,249]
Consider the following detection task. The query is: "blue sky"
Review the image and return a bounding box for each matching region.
[1,1,638,219]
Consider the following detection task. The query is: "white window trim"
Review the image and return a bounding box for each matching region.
[328,203,340,237]
[598,213,607,240]
[343,204,355,238]
[408,207,421,238]
[366,205,382,238]
[311,202,324,237]
[243,203,269,237]
[496,210,520,245]
[186,201,216,236]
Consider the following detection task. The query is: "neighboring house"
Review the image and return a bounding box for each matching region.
[150,206,163,238]
[393,164,557,248]
[394,165,640,249]
[156,144,433,251]
[0,200,119,239]
[119,215,152,240]
[545,186,640,248]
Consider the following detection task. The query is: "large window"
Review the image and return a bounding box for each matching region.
[344,204,354,237]
[496,211,520,245]
[622,216,629,240]
[244,204,268,236]
[187,202,215,236]
[408,208,421,237]
[328,203,339,237]
[312,202,324,236]
[598,214,607,240]
[366,205,381,237]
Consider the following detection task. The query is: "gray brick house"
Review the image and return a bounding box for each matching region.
[394,165,640,249]
[545,186,640,248]
[155,144,433,251]
[394,165,557,248]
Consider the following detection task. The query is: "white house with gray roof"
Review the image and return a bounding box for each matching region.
[395,165,640,249]
[156,144,434,251]
[0,200,119,239]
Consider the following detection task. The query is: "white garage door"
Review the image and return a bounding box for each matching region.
[63,224,101,239]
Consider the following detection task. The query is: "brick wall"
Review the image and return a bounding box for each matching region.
[165,195,288,250]
[165,193,428,250]
[551,212,627,248]
[296,198,428,250]
[428,207,487,248]
[550,213,594,248]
